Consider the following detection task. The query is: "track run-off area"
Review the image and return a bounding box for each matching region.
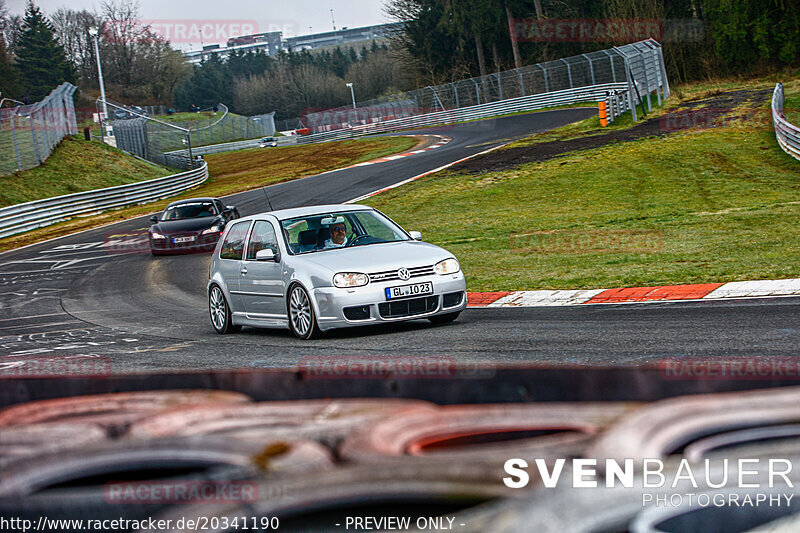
[1,108,799,374]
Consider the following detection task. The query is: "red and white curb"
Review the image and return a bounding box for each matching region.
[467,278,800,307]
[342,135,451,170]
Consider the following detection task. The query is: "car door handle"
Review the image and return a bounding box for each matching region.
[240,267,247,275]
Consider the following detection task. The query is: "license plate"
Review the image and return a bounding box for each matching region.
[172,236,195,243]
[385,282,433,300]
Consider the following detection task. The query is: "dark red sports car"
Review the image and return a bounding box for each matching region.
[149,198,240,256]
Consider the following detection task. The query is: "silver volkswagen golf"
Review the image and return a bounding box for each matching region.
[207,204,467,339]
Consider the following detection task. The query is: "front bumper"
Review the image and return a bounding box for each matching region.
[309,273,467,331]
[150,233,220,254]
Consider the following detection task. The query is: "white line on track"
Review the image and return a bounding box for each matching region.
[345,140,514,204]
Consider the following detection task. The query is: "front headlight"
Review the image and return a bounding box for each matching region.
[150,231,165,239]
[333,272,369,288]
[201,225,222,235]
[435,258,460,275]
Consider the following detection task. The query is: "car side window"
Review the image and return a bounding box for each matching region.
[246,220,278,261]
[219,221,250,260]
[214,200,225,214]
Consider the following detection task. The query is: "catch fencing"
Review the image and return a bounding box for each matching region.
[299,39,667,135]
[0,83,78,175]
[772,83,800,161]
[108,101,276,170]
[297,83,631,144]
[0,162,208,239]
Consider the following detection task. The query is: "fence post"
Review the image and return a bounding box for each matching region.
[517,68,526,96]
[560,59,573,88]
[637,53,652,112]
[603,50,617,83]
[617,50,638,123]
[495,73,503,101]
[10,111,22,171]
[538,64,549,92]
[583,54,596,85]
[29,111,42,165]
[472,79,481,105]
[654,42,670,99]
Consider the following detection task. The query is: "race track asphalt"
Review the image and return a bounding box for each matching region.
[1,107,798,374]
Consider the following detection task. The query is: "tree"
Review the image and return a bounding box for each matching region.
[0,37,19,97]
[14,1,75,101]
[174,54,231,109]
[50,8,101,82]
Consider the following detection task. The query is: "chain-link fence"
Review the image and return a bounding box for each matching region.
[0,83,78,176]
[106,100,276,170]
[300,39,667,133]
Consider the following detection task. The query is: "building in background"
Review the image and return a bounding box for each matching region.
[183,23,398,64]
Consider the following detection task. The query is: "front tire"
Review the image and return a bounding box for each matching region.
[288,284,320,340]
[428,312,460,324]
[209,285,240,334]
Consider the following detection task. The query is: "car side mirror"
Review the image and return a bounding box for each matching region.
[409,231,422,241]
[256,249,279,262]
[150,215,159,223]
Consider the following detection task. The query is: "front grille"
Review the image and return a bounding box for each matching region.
[343,305,371,321]
[442,291,464,308]
[368,265,434,283]
[378,295,438,319]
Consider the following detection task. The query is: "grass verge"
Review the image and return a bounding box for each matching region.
[0,135,418,253]
[0,135,169,208]
[362,85,800,291]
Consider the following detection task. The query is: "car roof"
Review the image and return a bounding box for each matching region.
[237,204,373,222]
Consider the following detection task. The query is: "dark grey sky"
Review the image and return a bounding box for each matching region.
[9,0,390,50]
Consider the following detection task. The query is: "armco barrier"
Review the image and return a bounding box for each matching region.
[772,83,800,161]
[296,83,631,145]
[164,135,297,158]
[0,162,208,239]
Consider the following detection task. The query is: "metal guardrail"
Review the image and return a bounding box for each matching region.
[772,83,800,161]
[0,162,209,239]
[164,136,297,158]
[296,83,631,144]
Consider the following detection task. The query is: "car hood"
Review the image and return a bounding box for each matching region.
[293,241,454,273]
[153,217,221,233]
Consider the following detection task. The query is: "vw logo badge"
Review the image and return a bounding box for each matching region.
[397,268,411,280]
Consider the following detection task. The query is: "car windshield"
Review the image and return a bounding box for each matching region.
[161,202,216,220]
[280,210,409,254]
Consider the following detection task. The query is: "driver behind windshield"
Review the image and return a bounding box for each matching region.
[323,221,348,249]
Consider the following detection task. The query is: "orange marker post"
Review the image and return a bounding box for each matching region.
[599,101,608,127]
